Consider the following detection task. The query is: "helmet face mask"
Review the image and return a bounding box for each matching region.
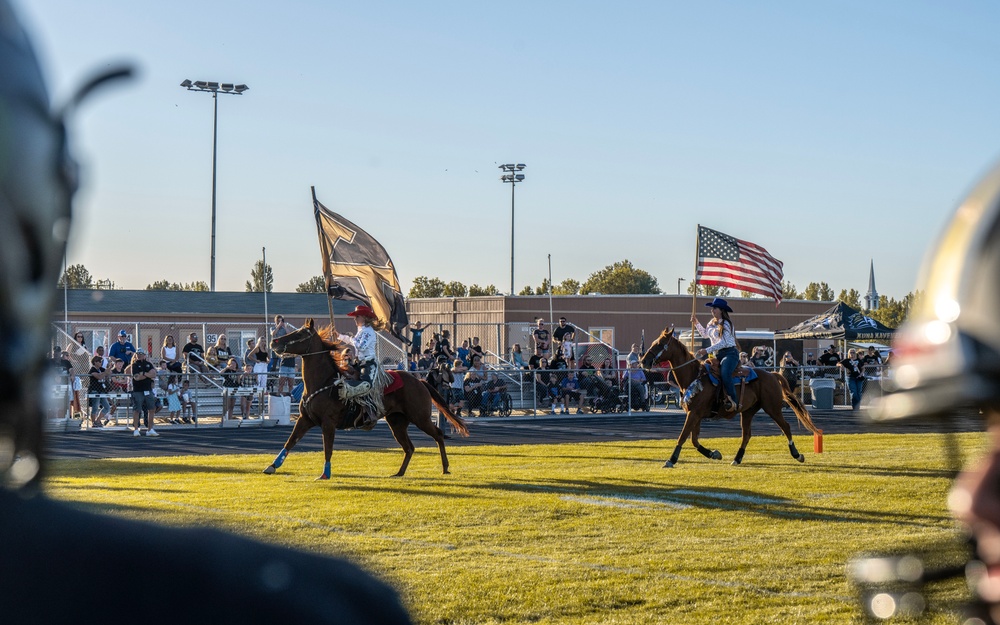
[0,3,76,490]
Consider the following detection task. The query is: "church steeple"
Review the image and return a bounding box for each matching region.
[864,260,879,311]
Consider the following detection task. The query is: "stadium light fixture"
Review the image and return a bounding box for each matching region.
[179,78,249,291]
[499,163,527,296]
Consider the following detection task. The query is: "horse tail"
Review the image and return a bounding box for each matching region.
[776,373,820,434]
[423,381,470,437]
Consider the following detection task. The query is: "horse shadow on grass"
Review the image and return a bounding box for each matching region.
[473,477,950,526]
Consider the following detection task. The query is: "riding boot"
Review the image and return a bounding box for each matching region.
[722,396,736,412]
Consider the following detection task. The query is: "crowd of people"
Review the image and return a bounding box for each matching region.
[52,315,301,434]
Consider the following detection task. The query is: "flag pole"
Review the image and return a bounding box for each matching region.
[690,224,701,352]
[312,185,336,329]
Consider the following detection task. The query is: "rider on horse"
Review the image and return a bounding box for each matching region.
[691,297,740,412]
[336,305,387,429]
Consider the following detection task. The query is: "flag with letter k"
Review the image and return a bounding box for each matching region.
[313,197,409,340]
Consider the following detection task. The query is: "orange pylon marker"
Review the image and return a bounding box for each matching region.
[814,429,824,454]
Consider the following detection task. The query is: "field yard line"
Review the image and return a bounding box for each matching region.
[154,498,853,603]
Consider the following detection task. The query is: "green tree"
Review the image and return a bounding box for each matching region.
[781,281,800,300]
[468,284,500,296]
[837,288,861,309]
[57,264,94,288]
[579,260,660,295]
[409,276,446,298]
[443,281,468,297]
[518,285,535,296]
[740,290,753,298]
[686,282,730,297]
[802,282,835,301]
[296,275,326,293]
[869,290,923,328]
[535,278,552,295]
[245,260,274,293]
[147,280,209,291]
[553,279,581,296]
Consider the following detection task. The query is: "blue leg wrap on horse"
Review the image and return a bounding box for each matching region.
[273,448,288,468]
[323,461,331,478]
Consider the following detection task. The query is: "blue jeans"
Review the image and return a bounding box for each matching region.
[847,377,864,410]
[717,347,738,403]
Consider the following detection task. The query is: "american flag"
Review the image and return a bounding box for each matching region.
[696,226,784,304]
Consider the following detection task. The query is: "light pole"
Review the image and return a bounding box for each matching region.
[180,79,249,291]
[499,163,525,295]
[677,278,686,295]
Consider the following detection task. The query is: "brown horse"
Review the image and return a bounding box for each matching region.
[640,327,820,467]
[262,319,468,480]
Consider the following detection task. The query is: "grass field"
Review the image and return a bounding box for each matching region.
[45,431,989,624]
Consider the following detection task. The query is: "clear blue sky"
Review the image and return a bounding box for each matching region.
[19,0,1000,300]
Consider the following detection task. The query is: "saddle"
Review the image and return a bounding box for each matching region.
[707,360,754,381]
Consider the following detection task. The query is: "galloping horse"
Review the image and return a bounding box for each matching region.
[263,319,468,480]
[641,327,820,467]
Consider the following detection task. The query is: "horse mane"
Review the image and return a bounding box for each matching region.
[317,325,353,374]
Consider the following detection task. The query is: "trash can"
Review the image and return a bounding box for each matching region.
[810,378,835,410]
[267,394,291,425]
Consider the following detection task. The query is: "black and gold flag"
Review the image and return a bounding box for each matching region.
[314,196,409,340]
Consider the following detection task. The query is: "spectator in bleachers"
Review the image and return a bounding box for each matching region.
[862,346,883,376]
[417,349,435,373]
[560,330,576,369]
[533,357,558,414]
[406,321,427,365]
[437,330,454,362]
[221,357,242,422]
[579,355,610,408]
[109,330,135,367]
[818,344,841,375]
[552,316,575,352]
[750,346,769,368]
[160,335,183,373]
[180,378,196,423]
[94,345,108,369]
[425,357,454,406]
[165,375,182,423]
[779,351,800,392]
[243,338,255,367]
[247,337,270,391]
[71,331,87,353]
[558,370,586,414]
[626,344,640,366]
[624,360,648,410]
[532,319,551,358]
[239,362,256,418]
[449,359,467,417]
[271,315,296,396]
[87,355,111,428]
[739,352,751,367]
[206,335,233,370]
[469,337,485,363]
[456,339,471,367]
[463,355,488,416]
[510,343,527,369]
[182,332,206,374]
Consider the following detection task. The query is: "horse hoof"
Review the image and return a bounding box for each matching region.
[315,474,330,481]
[662,460,674,468]
[796,454,805,463]
[731,459,742,466]
[711,450,723,461]
[443,469,451,475]
[262,465,276,475]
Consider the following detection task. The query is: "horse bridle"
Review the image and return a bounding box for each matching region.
[645,334,702,391]
[272,326,333,358]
